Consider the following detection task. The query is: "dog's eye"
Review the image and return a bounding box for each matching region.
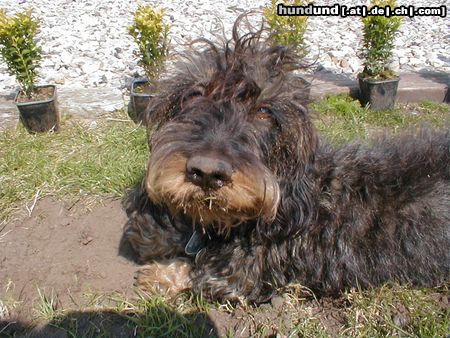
[181,87,205,107]
[186,90,203,99]
[181,87,205,108]
[255,107,272,121]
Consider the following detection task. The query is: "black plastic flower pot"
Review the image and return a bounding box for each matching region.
[14,84,60,133]
[358,76,400,111]
[129,79,154,124]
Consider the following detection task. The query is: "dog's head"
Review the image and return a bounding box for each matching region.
[144,15,316,234]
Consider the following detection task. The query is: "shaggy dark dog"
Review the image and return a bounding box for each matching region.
[123,17,450,303]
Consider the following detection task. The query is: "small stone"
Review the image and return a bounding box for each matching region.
[60,51,72,65]
[409,58,423,66]
[69,68,83,77]
[112,60,127,72]
[391,304,410,328]
[395,49,407,58]
[388,59,400,73]
[53,61,62,71]
[430,60,444,67]
[82,236,93,245]
[340,46,354,55]
[329,50,347,59]
[81,15,98,27]
[42,69,60,83]
[348,57,361,73]
[82,62,101,74]
[340,59,349,69]
[399,57,408,65]
[0,0,448,93]
[41,59,55,68]
[271,295,285,309]
[411,49,424,57]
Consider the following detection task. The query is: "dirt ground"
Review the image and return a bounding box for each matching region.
[0,197,137,320]
[0,197,347,337]
[1,198,447,337]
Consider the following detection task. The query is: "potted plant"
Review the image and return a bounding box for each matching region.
[128,5,170,123]
[0,9,59,133]
[358,0,402,111]
[263,0,311,102]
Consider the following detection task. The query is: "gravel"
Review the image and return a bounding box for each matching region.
[0,0,448,92]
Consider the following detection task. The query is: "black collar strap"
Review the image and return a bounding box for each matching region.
[185,230,206,257]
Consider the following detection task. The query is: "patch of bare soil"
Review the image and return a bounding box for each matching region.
[0,197,136,319]
[208,295,347,337]
[16,86,55,103]
[0,197,348,337]
[6,198,442,337]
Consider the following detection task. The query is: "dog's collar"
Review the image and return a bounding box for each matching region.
[185,230,206,257]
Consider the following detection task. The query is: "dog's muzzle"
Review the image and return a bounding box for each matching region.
[185,154,233,191]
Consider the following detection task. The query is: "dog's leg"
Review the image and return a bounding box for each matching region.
[124,209,187,263]
[126,212,194,296]
[188,242,275,303]
[124,201,195,296]
[133,238,274,302]
[135,259,193,296]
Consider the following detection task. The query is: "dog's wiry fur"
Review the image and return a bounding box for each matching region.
[124,17,450,303]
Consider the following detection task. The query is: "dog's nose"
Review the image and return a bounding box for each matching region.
[186,155,232,190]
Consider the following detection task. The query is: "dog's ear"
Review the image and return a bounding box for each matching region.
[142,94,175,128]
[257,170,316,242]
[141,75,189,127]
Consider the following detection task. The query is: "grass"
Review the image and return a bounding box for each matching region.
[2,284,447,337]
[127,295,212,337]
[0,97,449,337]
[343,285,450,338]
[311,94,449,144]
[0,110,148,221]
[16,292,213,338]
[35,288,58,321]
[290,318,329,338]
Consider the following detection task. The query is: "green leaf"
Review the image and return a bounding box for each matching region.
[0,9,41,92]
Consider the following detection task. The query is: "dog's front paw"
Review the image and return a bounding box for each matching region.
[135,259,193,296]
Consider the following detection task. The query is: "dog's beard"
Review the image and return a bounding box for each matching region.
[146,153,280,235]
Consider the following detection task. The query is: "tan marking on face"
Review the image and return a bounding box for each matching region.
[146,152,280,232]
[146,153,188,204]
